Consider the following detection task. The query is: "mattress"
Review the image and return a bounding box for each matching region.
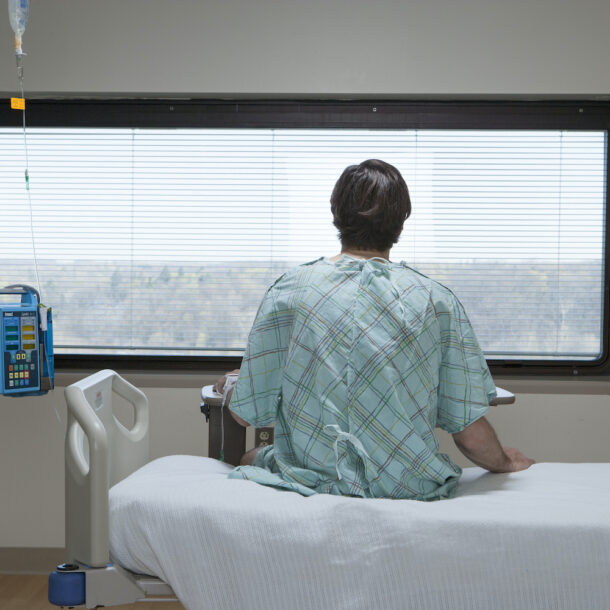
[109,456,610,610]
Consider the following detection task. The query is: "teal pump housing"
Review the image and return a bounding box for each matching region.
[1,285,53,396]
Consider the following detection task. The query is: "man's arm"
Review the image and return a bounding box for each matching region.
[452,417,535,473]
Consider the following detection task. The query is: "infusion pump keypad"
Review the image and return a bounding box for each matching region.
[2,312,39,392]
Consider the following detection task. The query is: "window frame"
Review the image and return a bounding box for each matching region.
[1,98,609,376]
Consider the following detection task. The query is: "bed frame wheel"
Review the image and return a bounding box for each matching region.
[48,565,86,607]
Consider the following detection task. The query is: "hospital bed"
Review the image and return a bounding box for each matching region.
[50,370,610,609]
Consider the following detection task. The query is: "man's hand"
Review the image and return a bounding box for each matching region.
[503,447,536,472]
[213,369,240,395]
[212,369,249,427]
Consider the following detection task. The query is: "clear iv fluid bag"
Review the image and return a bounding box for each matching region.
[8,0,29,51]
[8,0,29,35]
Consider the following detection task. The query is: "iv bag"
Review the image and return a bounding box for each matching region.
[8,0,29,51]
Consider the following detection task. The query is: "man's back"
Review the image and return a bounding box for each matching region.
[229,255,496,500]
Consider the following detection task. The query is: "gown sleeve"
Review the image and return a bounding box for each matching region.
[229,282,291,428]
[435,292,496,434]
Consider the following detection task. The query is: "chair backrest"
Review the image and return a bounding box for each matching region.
[64,369,149,567]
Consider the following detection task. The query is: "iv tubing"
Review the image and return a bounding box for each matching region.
[17,61,52,417]
[16,52,42,301]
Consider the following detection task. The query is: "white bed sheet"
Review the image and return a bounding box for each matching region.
[109,456,610,610]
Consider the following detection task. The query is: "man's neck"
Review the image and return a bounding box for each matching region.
[330,247,391,262]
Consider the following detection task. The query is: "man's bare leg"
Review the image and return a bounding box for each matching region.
[240,446,265,466]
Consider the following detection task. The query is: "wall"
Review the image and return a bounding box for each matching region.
[1,0,610,98]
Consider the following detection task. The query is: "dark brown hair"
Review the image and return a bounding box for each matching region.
[330,159,411,252]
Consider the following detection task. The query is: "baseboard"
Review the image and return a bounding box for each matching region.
[0,547,65,574]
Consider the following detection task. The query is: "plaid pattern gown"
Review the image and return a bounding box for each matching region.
[228,256,496,500]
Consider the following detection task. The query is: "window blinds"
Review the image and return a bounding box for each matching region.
[0,127,605,360]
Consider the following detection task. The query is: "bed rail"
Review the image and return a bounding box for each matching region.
[64,369,149,568]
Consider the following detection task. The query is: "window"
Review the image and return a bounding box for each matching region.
[0,101,607,370]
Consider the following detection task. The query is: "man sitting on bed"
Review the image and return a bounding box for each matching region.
[214,159,534,499]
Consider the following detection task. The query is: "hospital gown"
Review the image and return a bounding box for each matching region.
[228,256,496,500]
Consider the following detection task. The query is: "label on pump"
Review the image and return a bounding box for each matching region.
[10,97,25,110]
